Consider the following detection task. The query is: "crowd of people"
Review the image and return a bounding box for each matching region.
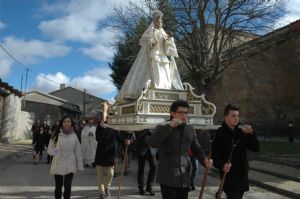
[30,100,259,199]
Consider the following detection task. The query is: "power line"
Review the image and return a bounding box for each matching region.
[0,43,63,86]
[0,43,97,95]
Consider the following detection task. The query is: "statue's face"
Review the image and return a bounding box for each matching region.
[154,17,162,29]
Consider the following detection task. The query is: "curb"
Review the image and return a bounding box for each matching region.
[249,178,300,199]
[254,156,300,169]
[250,167,300,183]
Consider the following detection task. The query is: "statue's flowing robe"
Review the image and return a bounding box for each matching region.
[116,23,183,101]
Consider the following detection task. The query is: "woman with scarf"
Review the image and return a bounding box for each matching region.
[47,115,84,199]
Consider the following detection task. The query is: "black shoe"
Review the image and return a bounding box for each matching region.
[191,184,195,191]
[105,187,111,197]
[188,185,195,192]
[99,193,105,199]
[138,187,145,195]
[146,187,155,196]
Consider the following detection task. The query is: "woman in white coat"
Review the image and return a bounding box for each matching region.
[48,115,84,199]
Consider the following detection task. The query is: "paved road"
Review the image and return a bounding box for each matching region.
[0,147,289,199]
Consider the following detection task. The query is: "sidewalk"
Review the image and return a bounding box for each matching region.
[0,139,32,161]
[257,135,300,143]
[249,160,300,198]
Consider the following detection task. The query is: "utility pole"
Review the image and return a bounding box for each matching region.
[20,72,23,92]
[83,88,86,119]
[22,69,29,108]
[24,69,28,94]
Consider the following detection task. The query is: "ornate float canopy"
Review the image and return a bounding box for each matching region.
[108,80,218,131]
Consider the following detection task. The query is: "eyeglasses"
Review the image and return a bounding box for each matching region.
[176,111,189,115]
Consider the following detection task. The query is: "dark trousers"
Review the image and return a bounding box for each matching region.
[225,191,244,199]
[137,151,156,189]
[160,184,189,199]
[190,155,198,186]
[54,173,74,199]
[47,154,53,163]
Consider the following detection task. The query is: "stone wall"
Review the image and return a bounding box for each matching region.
[207,32,300,136]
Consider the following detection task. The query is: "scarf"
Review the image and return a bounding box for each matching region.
[62,127,74,135]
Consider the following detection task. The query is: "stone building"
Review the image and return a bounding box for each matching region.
[50,85,108,121]
[0,79,22,143]
[22,91,81,123]
[208,20,300,136]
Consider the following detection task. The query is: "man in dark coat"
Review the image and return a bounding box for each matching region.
[42,120,52,164]
[212,104,259,199]
[149,100,213,199]
[94,122,130,199]
[135,129,157,196]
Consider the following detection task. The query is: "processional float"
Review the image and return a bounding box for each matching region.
[107,10,219,199]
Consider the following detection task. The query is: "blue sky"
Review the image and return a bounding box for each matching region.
[0,0,300,101]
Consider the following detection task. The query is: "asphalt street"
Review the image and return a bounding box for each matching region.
[0,145,290,199]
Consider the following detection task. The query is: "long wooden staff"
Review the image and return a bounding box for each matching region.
[118,144,128,199]
[199,132,215,199]
[216,140,239,199]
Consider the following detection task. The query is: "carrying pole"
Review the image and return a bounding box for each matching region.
[199,132,215,199]
[118,144,128,199]
[216,140,239,199]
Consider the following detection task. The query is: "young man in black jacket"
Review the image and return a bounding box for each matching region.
[212,104,259,199]
[149,100,213,199]
[94,122,130,199]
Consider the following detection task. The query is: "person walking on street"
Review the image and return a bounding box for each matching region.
[135,129,157,196]
[44,121,53,164]
[47,115,84,199]
[212,104,259,199]
[148,100,213,199]
[94,121,130,199]
[32,126,46,165]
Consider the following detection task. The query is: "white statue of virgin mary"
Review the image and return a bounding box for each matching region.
[116,10,183,101]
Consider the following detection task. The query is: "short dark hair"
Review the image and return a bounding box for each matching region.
[170,100,189,113]
[224,104,239,116]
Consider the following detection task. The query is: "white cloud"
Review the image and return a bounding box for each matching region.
[0,48,13,77]
[32,67,117,97]
[274,0,300,28]
[72,75,115,95]
[32,72,70,93]
[38,0,114,43]
[0,64,11,77]
[81,44,115,61]
[38,0,145,61]
[0,21,6,30]
[73,66,116,95]
[0,37,71,78]
[1,36,71,65]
